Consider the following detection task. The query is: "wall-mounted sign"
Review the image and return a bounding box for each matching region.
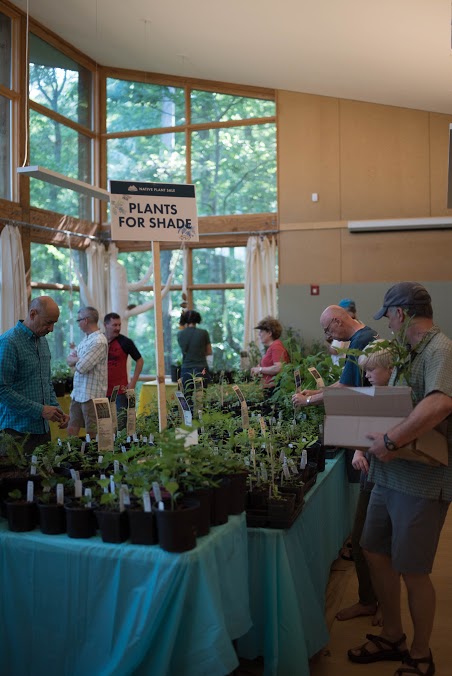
[110,181,199,242]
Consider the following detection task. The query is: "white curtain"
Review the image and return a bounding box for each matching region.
[243,235,277,350]
[0,225,27,333]
[78,242,110,323]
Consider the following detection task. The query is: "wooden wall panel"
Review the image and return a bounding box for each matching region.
[277,91,340,225]
[279,228,341,285]
[341,228,452,283]
[339,100,430,220]
[429,112,452,216]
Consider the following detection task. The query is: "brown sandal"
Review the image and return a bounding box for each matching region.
[395,651,435,676]
[348,633,408,664]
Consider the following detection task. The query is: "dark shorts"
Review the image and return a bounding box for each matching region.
[361,483,450,574]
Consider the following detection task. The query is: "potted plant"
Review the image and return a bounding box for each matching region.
[5,485,38,532]
[51,360,72,398]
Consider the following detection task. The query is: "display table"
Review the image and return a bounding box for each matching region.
[238,451,359,675]
[0,514,251,676]
[137,379,179,416]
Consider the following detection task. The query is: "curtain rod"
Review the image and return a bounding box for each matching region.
[199,229,279,237]
[0,217,102,242]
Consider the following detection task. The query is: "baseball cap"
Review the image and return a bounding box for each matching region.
[373,282,431,320]
[338,298,356,312]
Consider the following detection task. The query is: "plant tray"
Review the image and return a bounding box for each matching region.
[246,498,304,530]
[302,474,317,497]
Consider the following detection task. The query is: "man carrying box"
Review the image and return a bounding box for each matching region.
[348,282,452,676]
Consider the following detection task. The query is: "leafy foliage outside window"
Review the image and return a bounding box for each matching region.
[0,95,11,200]
[31,243,85,361]
[29,110,92,219]
[29,33,91,127]
[191,124,276,216]
[190,90,275,124]
[106,79,185,133]
[0,12,12,89]
[107,133,186,184]
[28,34,93,218]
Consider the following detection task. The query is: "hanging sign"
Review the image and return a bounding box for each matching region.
[109,180,199,243]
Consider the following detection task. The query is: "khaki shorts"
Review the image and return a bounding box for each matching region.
[361,483,449,574]
[69,399,97,435]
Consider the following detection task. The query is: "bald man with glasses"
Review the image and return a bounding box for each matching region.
[292,305,377,408]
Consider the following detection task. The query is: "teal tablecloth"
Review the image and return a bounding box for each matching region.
[0,513,251,676]
[238,451,359,675]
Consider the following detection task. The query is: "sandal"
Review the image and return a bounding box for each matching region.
[395,651,435,676]
[348,633,408,664]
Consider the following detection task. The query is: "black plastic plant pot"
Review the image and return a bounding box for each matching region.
[38,501,66,535]
[154,499,200,553]
[65,501,97,539]
[228,472,249,515]
[6,500,37,532]
[96,509,129,544]
[127,507,158,545]
[210,477,230,526]
[187,488,212,537]
[268,494,296,518]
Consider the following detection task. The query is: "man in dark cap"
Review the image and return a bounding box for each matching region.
[348,282,452,676]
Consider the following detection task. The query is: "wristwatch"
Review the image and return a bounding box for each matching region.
[306,396,312,405]
[383,433,398,452]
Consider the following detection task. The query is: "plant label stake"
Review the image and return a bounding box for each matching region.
[27,481,34,503]
[152,482,162,503]
[308,366,325,389]
[143,492,152,513]
[74,479,82,498]
[241,401,249,429]
[56,484,64,505]
[30,455,37,476]
[85,488,92,508]
[121,485,131,506]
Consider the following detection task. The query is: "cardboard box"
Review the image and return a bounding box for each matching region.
[323,386,448,466]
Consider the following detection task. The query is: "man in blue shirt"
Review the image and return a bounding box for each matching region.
[292,304,378,407]
[0,296,69,454]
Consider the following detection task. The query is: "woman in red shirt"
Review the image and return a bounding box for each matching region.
[250,316,290,397]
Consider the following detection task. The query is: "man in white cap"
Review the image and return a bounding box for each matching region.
[348,282,452,676]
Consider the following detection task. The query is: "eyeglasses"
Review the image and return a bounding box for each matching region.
[323,318,337,335]
[76,317,86,323]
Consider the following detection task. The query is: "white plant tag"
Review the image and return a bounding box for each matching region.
[109,476,115,494]
[143,492,152,513]
[30,455,37,476]
[57,438,62,446]
[84,487,92,508]
[86,434,91,443]
[70,469,77,481]
[113,460,120,475]
[98,455,103,464]
[26,480,34,503]
[121,484,131,506]
[80,441,86,455]
[260,462,268,482]
[74,479,82,498]
[300,449,308,470]
[56,484,64,505]
[288,458,298,475]
[121,445,126,453]
[283,461,291,480]
[143,436,148,444]
[152,482,162,503]
[158,500,165,511]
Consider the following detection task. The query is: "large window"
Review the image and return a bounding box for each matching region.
[0,11,13,200]
[117,250,183,375]
[106,78,276,218]
[31,243,84,361]
[28,34,93,219]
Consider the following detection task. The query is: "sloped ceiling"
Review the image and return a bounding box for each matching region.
[10,0,452,113]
